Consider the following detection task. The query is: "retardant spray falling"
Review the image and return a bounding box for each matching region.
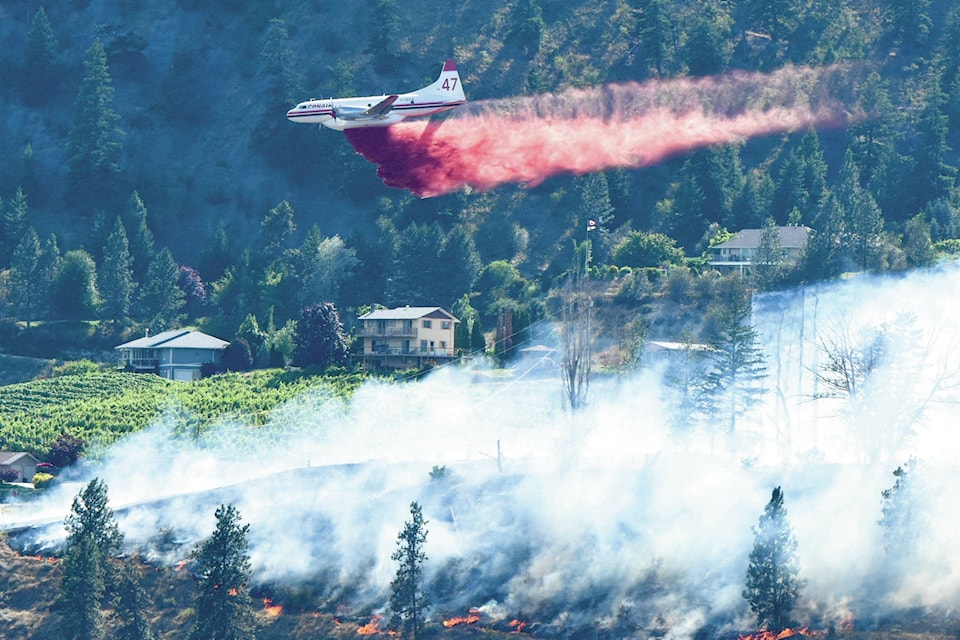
[346,64,861,197]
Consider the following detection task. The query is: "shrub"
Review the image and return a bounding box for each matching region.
[0,467,21,483]
[51,359,102,377]
[33,472,56,489]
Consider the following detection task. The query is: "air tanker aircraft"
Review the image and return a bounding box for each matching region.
[286,59,467,131]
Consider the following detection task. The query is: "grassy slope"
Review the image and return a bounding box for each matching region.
[0,355,54,386]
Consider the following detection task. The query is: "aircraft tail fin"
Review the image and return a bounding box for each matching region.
[423,59,466,103]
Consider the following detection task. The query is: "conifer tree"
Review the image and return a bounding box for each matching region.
[99,217,136,328]
[8,228,41,326]
[743,487,805,633]
[390,501,429,640]
[1,188,29,267]
[189,504,257,640]
[138,247,185,331]
[36,233,62,320]
[700,279,767,435]
[23,7,61,102]
[67,39,122,213]
[123,192,156,284]
[115,564,156,640]
[60,478,124,640]
[292,302,349,368]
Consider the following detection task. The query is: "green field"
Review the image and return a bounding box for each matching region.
[0,369,369,458]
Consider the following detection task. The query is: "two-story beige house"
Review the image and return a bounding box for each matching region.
[356,306,459,370]
[708,226,810,274]
[115,329,229,381]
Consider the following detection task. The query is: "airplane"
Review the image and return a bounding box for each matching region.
[286,59,467,131]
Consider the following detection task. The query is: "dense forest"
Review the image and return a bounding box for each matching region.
[2,0,960,363]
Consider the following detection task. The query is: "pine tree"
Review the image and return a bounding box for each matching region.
[138,247,185,331]
[743,487,805,633]
[67,39,122,213]
[879,459,922,560]
[60,478,124,640]
[1,187,29,267]
[36,233,62,320]
[99,217,136,327]
[700,279,767,435]
[752,218,787,291]
[23,7,61,102]
[8,228,41,327]
[115,564,156,640]
[189,504,257,640]
[123,192,156,284]
[390,501,429,640]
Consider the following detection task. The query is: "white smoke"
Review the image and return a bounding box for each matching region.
[6,262,960,636]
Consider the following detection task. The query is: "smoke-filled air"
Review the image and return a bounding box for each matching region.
[8,263,960,637]
[346,64,862,197]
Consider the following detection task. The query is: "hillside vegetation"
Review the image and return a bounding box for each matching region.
[0,368,367,457]
[2,0,960,364]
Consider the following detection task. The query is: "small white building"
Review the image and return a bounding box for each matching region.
[115,329,229,381]
[0,451,40,482]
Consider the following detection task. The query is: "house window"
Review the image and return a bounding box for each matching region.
[423,320,432,329]
[442,321,451,329]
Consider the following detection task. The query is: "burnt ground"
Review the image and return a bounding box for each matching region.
[1,537,958,640]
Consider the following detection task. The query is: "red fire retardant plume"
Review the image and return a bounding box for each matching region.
[345,64,860,198]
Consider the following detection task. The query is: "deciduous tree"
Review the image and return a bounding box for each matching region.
[292,302,349,368]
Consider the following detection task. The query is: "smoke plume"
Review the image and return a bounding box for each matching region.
[7,263,960,638]
[346,64,861,197]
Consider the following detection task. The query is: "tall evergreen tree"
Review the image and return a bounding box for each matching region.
[99,217,136,327]
[36,233,62,320]
[138,247,185,331]
[122,192,156,284]
[743,487,805,633]
[879,459,922,560]
[1,188,29,267]
[752,218,787,291]
[60,478,124,640]
[23,7,61,102]
[700,279,767,435]
[8,228,41,326]
[114,564,156,640]
[67,39,122,213]
[188,504,257,640]
[390,501,429,640]
[436,226,481,309]
[389,222,445,306]
[60,535,107,640]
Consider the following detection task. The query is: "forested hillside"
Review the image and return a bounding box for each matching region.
[2,0,960,360]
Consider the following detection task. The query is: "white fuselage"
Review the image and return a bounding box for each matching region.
[286,93,460,130]
[286,59,467,131]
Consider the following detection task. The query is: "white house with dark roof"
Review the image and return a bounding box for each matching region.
[115,329,229,381]
[0,451,40,482]
[708,226,811,274]
[356,306,459,369]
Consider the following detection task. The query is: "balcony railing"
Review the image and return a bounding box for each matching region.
[121,358,159,369]
[356,326,418,338]
[363,347,456,358]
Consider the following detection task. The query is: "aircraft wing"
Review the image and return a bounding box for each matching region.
[334,95,400,121]
[364,94,398,116]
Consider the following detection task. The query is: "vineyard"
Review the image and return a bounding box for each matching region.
[0,369,370,458]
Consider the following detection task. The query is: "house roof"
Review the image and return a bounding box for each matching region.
[114,329,229,351]
[359,306,459,322]
[713,226,811,250]
[0,452,40,466]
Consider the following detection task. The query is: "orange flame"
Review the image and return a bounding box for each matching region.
[175,559,188,571]
[263,598,282,618]
[739,627,825,640]
[509,619,528,633]
[443,608,480,627]
[357,615,383,635]
[228,588,238,596]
